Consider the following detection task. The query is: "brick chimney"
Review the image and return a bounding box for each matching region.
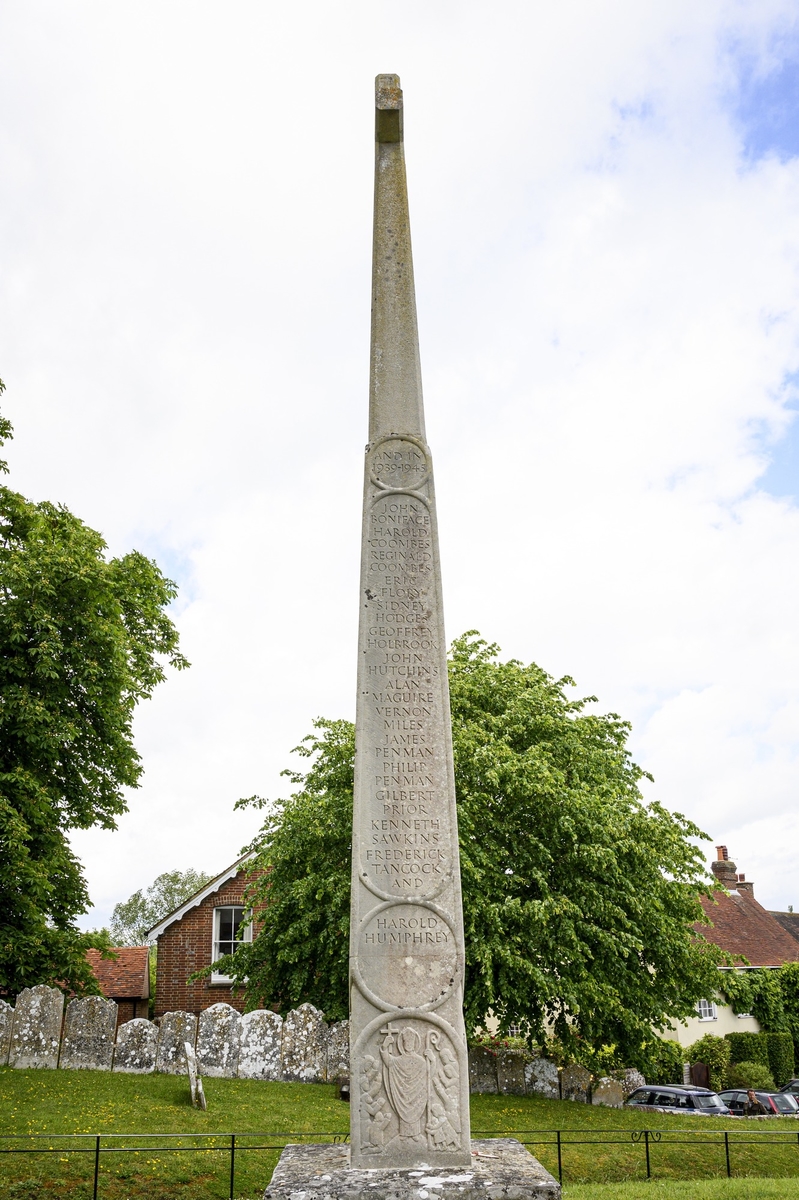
[711,847,738,888]
[736,872,754,897]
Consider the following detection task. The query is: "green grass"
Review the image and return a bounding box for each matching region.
[2,1068,799,1198]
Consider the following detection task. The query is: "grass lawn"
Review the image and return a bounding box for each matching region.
[2,1067,799,1198]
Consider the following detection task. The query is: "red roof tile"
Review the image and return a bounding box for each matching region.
[697,889,799,967]
[86,947,150,1000]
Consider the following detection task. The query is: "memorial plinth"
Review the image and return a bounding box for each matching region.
[264,74,559,1200]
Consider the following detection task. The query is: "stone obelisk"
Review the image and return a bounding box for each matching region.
[349,74,471,1170]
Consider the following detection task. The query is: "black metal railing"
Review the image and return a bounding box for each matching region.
[2,1126,799,1196]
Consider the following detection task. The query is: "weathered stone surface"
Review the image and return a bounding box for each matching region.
[0,999,14,1066]
[185,1041,207,1110]
[114,1019,158,1073]
[196,1003,240,1078]
[8,984,64,1069]
[591,1077,624,1107]
[496,1049,527,1096]
[237,1010,283,1081]
[60,996,118,1071]
[611,1068,646,1098]
[525,1058,559,1100]
[282,1003,328,1083]
[264,1139,560,1200]
[155,1011,197,1074]
[561,1064,592,1103]
[469,1046,498,1094]
[327,1019,350,1081]
[348,75,470,1169]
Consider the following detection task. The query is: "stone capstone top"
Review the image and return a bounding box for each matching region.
[375,74,403,143]
[265,1139,560,1200]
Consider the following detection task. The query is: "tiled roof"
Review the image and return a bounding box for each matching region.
[769,910,799,946]
[86,947,150,1000]
[697,889,799,967]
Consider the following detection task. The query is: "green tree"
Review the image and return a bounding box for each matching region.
[111,869,213,944]
[0,394,188,997]
[213,634,726,1064]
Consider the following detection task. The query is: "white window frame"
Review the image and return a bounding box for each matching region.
[211,905,252,985]
[697,998,717,1022]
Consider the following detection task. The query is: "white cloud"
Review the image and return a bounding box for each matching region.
[1,0,799,920]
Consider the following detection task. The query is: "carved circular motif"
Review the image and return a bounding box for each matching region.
[369,435,430,491]
[352,899,462,1013]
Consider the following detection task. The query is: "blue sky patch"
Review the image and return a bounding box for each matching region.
[731,42,799,162]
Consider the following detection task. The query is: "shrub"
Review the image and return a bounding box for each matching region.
[687,1034,731,1093]
[766,1031,795,1087]
[726,1060,776,1090]
[725,1031,770,1069]
[640,1038,685,1086]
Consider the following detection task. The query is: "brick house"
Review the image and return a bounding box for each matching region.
[667,845,799,1046]
[147,856,260,1017]
[86,946,150,1026]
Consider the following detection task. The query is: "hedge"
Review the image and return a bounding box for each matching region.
[766,1031,795,1087]
[725,1031,770,1069]
[687,1034,731,1093]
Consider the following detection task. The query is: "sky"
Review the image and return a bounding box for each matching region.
[1,1,799,925]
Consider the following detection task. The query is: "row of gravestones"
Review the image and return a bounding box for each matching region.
[468,1045,646,1107]
[0,985,348,1081]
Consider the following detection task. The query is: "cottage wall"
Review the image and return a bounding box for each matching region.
[154,871,255,1017]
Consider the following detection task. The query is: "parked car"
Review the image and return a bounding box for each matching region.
[718,1089,799,1116]
[625,1086,730,1115]
[779,1079,799,1096]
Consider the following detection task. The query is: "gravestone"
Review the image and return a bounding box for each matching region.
[185,1041,207,1110]
[282,1004,328,1082]
[0,999,14,1066]
[60,996,118,1071]
[613,1067,646,1098]
[196,1002,241,1078]
[237,1009,283,1080]
[525,1058,559,1100]
[155,1011,197,1074]
[469,1045,499,1093]
[348,72,471,1173]
[497,1049,527,1096]
[114,1019,158,1073]
[8,984,64,1069]
[591,1077,624,1107]
[327,1019,350,1081]
[561,1064,592,1103]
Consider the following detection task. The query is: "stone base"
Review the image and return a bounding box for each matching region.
[264,1139,560,1200]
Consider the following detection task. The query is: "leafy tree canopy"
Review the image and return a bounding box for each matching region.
[214,633,726,1066]
[0,393,188,997]
[111,869,213,945]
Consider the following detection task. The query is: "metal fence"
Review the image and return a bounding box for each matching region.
[2,1126,799,1197]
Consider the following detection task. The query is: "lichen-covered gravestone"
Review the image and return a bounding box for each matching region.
[561,1064,592,1103]
[281,1004,328,1082]
[525,1058,559,1100]
[468,1045,499,1093]
[496,1049,527,1095]
[114,1019,158,1073]
[237,1010,283,1081]
[196,1003,241,1078]
[185,1041,207,1110]
[60,996,118,1071]
[592,1077,624,1107]
[327,1020,350,1081]
[9,984,64,1069]
[155,1011,197,1074]
[0,999,14,1066]
[613,1068,646,1098]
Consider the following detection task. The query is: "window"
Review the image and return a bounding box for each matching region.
[697,999,717,1021]
[211,906,251,984]
[508,1024,522,1037]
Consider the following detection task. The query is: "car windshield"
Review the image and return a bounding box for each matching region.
[628,1091,651,1104]
[694,1094,724,1108]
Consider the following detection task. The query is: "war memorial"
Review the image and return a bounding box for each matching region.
[265,77,559,1200]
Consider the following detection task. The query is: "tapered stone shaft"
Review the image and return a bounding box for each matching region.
[349,75,471,1170]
